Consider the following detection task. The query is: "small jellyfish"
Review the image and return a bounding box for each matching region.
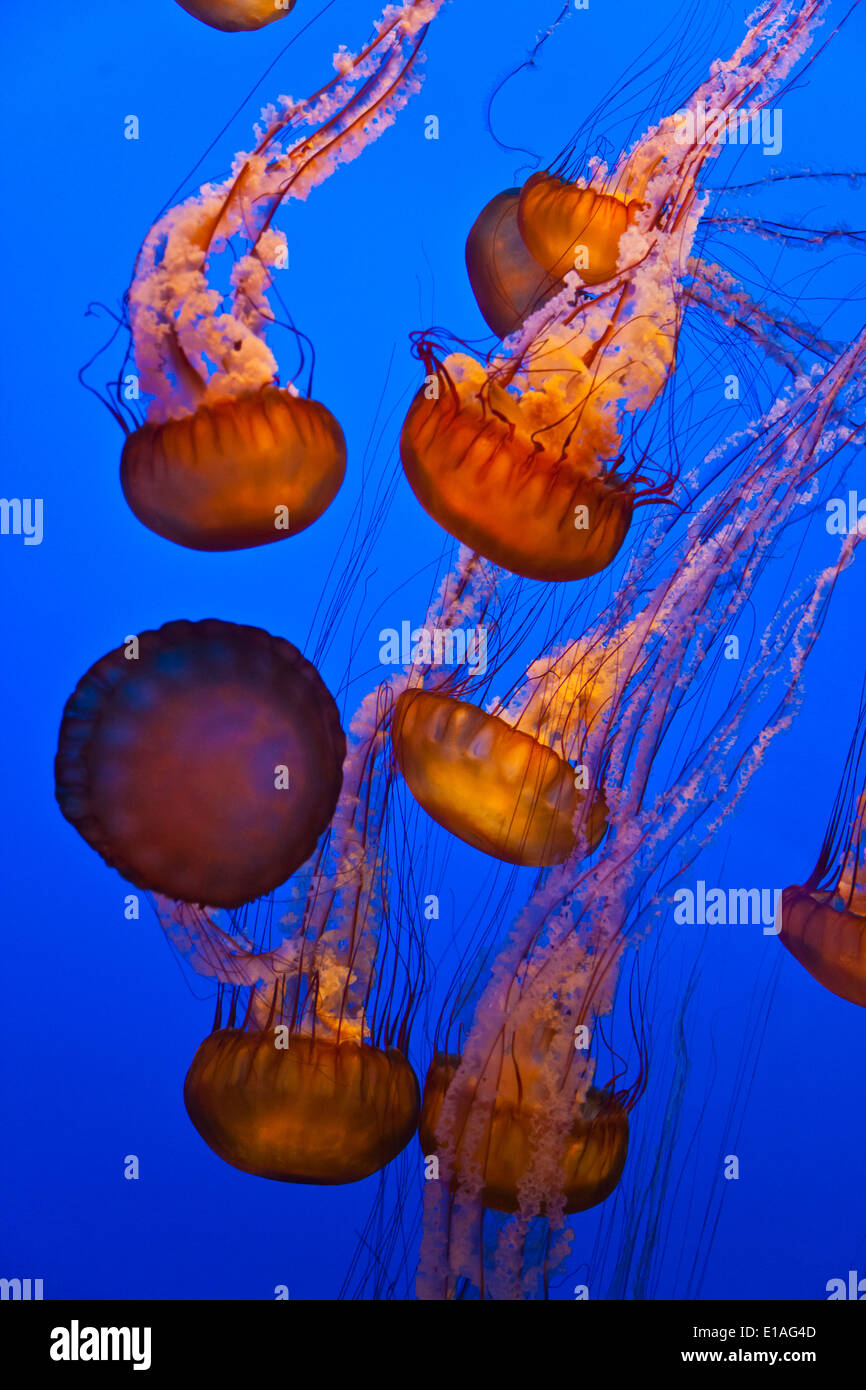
[184,1028,420,1184]
[419,1040,628,1215]
[391,687,606,866]
[121,388,346,552]
[175,0,297,31]
[54,619,345,908]
[780,792,866,1007]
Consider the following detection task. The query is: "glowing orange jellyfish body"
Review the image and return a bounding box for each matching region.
[400,363,634,583]
[420,1052,628,1215]
[175,0,297,32]
[54,619,345,908]
[517,173,638,287]
[778,795,866,1011]
[464,177,635,340]
[120,387,346,551]
[184,1030,420,1183]
[780,889,866,1007]
[780,792,866,1007]
[391,689,606,866]
[465,188,561,339]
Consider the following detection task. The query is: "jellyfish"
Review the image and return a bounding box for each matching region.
[54,619,345,909]
[419,1035,628,1216]
[390,656,610,866]
[406,0,835,585]
[119,1,443,549]
[162,866,426,1185]
[175,0,297,32]
[154,682,424,1183]
[517,177,639,289]
[184,1029,421,1184]
[780,790,866,1008]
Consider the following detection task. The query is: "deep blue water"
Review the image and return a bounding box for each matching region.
[1,0,864,1301]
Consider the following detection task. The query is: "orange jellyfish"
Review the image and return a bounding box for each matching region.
[401,344,637,582]
[391,629,619,864]
[517,174,642,288]
[391,688,607,866]
[175,0,297,32]
[185,1026,420,1184]
[122,1,442,549]
[419,1036,628,1215]
[54,619,345,908]
[780,791,866,1007]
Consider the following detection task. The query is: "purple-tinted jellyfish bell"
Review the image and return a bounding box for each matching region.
[55,619,345,908]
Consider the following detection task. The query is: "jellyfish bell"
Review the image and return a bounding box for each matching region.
[400,352,635,582]
[175,0,297,32]
[779,888,866,1008]
[54,619,345,908]
[391,688,606,866]
[517,173,640,287]
[184,1028,420,1183]
[465,188,561,339]
[120,386,346,552]
[779,791,866,1008]
[419,1051,628,1215]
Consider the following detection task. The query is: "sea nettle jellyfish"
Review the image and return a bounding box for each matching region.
[158,550,497,1185]
[390,645,611,867]
[119,0,443,550]
[416,318,866,1298]
[175,0,297,32]
[54,619,345,908]
[780,706,866,1007]
[404,0,834,584]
